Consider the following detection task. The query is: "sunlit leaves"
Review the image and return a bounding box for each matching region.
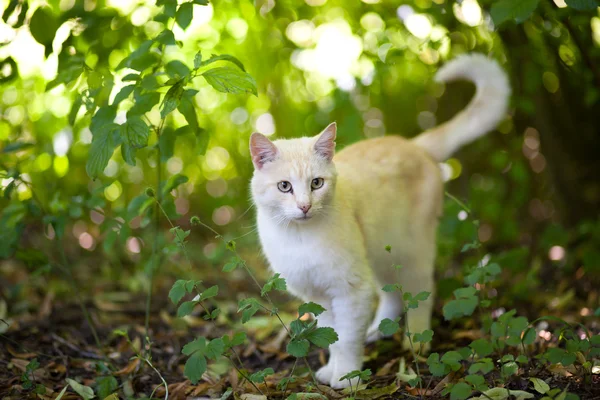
[202,67,257,96]
[119,117,149,165]
[30,7,58,56]
[86,124,120,179]
[161,81,185,119]
[161,173,188,196]
[197,54,246,71]
[156,29,176,45]
[565,0,600,10]
[113,85,135,106]
[490,0,540,26]
[176,3,193,30]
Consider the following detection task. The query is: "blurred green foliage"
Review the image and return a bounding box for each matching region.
[1,0,599,314]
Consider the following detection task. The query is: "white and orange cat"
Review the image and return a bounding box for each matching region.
[249,54,510,388]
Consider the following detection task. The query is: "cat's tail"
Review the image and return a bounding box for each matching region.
[412,54,510,162]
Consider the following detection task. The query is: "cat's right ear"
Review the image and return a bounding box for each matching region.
[250,133,278,169]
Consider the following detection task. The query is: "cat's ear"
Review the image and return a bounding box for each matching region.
[250,133,278,169]
[314,122,336,162]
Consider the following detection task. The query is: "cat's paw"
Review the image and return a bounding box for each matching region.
[316,363,335,384]
[365,328,383,344]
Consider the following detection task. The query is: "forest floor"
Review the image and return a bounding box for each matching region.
[1,277,599,400]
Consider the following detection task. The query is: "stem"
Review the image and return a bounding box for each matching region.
[145,358,169,400]
[145,119,165,354]
[283,358,298,395]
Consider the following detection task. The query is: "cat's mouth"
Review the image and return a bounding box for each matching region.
[295,215,312,221]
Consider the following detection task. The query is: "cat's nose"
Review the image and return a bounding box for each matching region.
[298,204,312,214]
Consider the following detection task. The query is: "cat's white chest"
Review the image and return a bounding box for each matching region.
[256,212,361,300]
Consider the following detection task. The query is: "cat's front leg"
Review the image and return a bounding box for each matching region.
[328,286,375,389]
[314,306,336,384]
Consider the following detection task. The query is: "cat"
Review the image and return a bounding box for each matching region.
[249,54,510,388]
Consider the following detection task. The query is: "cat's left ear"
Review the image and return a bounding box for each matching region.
[314,122,336,162]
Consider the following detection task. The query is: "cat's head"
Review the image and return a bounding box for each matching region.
[250,123,337,224]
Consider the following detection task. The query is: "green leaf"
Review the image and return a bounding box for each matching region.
[156,29,176,45]
[200,285,219,301]
[306,327,338,348]
[162,173,189,195]
[113,85,134,106]
[30,7,58,47]
[197,54,246,71]
[128,92,160,116]
[441,351,463,369]
[184,352,207,384]
[205,338,225,360]
[468,358,494,375]
[169,280,187,304]
[223,258,241,272]
[121,117,149,149]
[382,284,401,292]
[182,337,206,356]
[158,0,177,17]
[203,67,257,96]
[165,61,191,79]
[287,338,310,357]
[261,273,287,296]
[176,2,193,30]
[565,0,600,10]
[86,124,120,179]
[378,318,400,336]
[65,379,95,400]
[224,331,247,348]
[427,353,448,377]
[170,226,190,246]
[413,329,433,343]
[450,382,472,400]
[529,377,550,394]
[2,0,18,23]
[178,92,199,132]
[298,302,326,317]
[238,298,261,323]
[470,338,493,357]
[339,369,372,382]
[194,51,203,69]
[161,81,185,119]
[96,376,118,400]
[491,0,540,26]
[249,368,274,383]
[177,301,197,317]
[465,375,487,392]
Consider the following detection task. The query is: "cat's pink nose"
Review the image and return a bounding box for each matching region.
[298,204,312,214]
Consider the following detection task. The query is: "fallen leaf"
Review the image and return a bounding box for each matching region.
[470,387,534,400]
[356,383,399,399]
[376,357,399,377]
[6,345,37,359]
[65,378,95,400]
[240,394,267,400]
[113,358,140,376]
[431,370,460,395]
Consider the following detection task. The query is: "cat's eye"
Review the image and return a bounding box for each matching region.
[278,181,292,193]
[311,178,324,190]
